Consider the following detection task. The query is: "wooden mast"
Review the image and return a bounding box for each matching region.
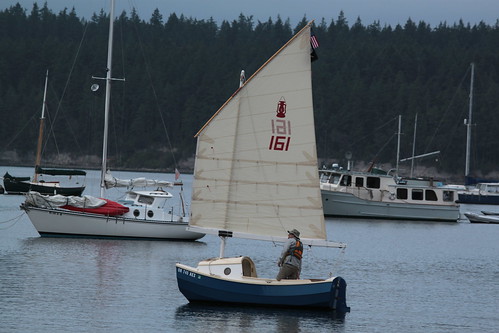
[33,69,49,182]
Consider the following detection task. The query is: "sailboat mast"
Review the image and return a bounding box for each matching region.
[410,113,417,178]
[34,69,49,182]
[396,115,401,177]
[465,62,474,178]
[100,0,116,197]
[219,236,226,258]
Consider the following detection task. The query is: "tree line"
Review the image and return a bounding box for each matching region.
[1,2,499,181]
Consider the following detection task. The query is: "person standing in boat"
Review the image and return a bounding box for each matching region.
[276,229,303,280]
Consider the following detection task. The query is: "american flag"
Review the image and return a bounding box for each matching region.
[310,30,320,49]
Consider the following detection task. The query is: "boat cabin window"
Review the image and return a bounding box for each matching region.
[340,175,352,186]
[320,172,341,184]
[355,177,364,187]
[329,173,341,184]
[320,173,329,182]
[425,189,438,201]
[489,185,499,193]
[366,177,380,189]
[137,195,154,205]
[397,188,408,199]
[443,191,454,202]
[411,189,423,200]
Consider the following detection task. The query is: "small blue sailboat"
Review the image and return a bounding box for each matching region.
[176,22,349,312]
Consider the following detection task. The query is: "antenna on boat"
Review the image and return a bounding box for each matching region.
[345,151,352,171]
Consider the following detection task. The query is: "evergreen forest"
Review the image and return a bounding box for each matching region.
[1,2,499,182]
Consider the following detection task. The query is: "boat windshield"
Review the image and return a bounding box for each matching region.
[443,191,454,202]
[320,172,340,184]
[326,173,341,184]
[138,195,154,205]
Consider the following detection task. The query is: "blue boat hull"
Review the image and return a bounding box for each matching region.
[176,264,349,312]
[457,193,499,205]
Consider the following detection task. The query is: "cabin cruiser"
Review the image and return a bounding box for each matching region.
[320,165,460,221]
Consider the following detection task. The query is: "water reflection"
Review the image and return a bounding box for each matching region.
[174,303,345,333]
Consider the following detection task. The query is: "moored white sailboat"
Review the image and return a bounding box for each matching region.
[176,22,349,311]
[20,0,203,241]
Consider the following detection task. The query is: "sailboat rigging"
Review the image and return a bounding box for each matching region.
[21,0,203,241]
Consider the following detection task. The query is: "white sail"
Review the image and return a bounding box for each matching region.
[189,24,336,245]
[104,170,174,189]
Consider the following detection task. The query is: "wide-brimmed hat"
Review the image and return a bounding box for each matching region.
[287,229,300,238]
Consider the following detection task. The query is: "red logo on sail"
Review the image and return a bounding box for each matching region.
[276,99,286,118]
[269,97,291,151]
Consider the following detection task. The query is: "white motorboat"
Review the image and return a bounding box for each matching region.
[320,166,460,221]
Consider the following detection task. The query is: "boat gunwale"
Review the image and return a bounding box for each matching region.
[21,204,190,226]
[176,263,335,286]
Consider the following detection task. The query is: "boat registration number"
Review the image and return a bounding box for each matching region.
[178,268,200,279]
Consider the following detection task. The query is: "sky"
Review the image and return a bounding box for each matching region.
[3,0,499,28]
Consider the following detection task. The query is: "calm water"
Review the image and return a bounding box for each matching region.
[1,166,498,332]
